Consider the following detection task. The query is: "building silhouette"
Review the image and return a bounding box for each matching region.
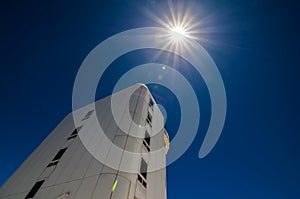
[0,84,169,199]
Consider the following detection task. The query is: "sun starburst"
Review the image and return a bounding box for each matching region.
[144,1,202,63]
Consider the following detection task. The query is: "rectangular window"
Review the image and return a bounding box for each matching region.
[146,112,152,127]
[47,148,67,167]
[47,161,58,167]
[140,158,148,180]
[137,174,147,189]
[142,180,147,188]
[67,134,77,140]
[25,180,45,199]
[137,158,148,189]
[82,110,94,121]
[67,126,82,140]
[137,174,143,184]
[143,131,150,152]
[52,148,67,161]
[149,98,154,110]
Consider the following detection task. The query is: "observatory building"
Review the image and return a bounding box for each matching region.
[0,84,169,199]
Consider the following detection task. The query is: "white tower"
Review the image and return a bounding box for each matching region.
[0,84,169,199]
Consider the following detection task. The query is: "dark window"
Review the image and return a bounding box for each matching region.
[138,174,143,184]
[82,110,94,121]
[67,134,77,140]
[52,148,67,161]
[142,180,147,188]
[67,126,82,140]
[147,113,152,123]
[25,180,45,198]
[137,158,148,189]
[71,129,78,136]
[146,112,152,127]
[149,98,154,110]
[140,159,148,180]
[47,161,58,167]
[143,131,150,152]
[137,174,147,189]
[138,174,143,182]
[47,148,67,167]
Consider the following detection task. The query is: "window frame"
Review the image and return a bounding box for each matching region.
[140,158,148,180]
[146,112,152,127]
[25,180,45,199]
[81,110,94,121]
[143,130,151,152]
[47,147,67,167]
[137,158,148,189]
[67,126,82,140]
[149,98,154,110]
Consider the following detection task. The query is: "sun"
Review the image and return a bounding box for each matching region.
[144,0,208,61]
[169,25,189,42]
[164,21,193,53]
[149,2,198,54]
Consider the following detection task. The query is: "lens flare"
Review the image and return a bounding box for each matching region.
[170,25,188,42]
[143,1,203,64]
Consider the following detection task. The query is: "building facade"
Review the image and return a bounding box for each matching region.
[0,84,169,199]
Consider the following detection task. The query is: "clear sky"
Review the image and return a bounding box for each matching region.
[0,0,299,198]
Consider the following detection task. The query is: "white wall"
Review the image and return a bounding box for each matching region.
[0,84,168,199]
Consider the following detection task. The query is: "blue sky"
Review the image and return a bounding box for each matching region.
[0,0,299,198]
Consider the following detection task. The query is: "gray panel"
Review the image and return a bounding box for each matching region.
[35,186,52,199]
[38,166,56,180]
[91,174,115,199]
[45,138,85,186]
[73,175,98,199]
[111,175,131,199]
[85,158,104,178]
[135,182,146,199]
[68,149,93,181]
[44,185,64,199]
[61,180,81,199]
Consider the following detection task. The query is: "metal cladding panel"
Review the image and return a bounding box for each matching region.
[90,174,131,199]
[124,136,141,153]
[56,140,85,184]
[1,193,25,199]
[135,183,146,199]
[68,149,93,181]
[147,169,166,199]
[34,186,52,199]
[73,175,98,199]
[91,174,115,199]
[101,165,118,175]
[44,138,85,187]
[0,84,168,199]
[35,180,82,199]
[85,158,105,178]
[38,165,56,180]
[61,180,82,198]
[44,185,65,199]
[116,116,131,137]
[111,176,131,199]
